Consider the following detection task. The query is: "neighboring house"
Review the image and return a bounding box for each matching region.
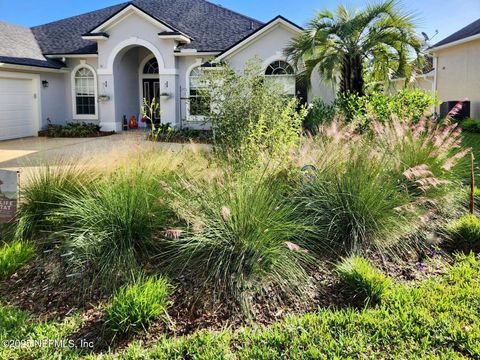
[0,0,334,141]
[430,18,480,118]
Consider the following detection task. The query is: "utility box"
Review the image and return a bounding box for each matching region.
[440,101,471,120]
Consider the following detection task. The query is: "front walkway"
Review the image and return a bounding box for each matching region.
[0,132,210,170]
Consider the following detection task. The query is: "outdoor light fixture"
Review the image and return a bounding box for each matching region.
[164,81,169,88]
[42,80,49,88]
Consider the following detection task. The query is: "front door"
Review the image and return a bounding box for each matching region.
[142,79,160,124]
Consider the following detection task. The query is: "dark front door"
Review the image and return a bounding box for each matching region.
[142,79,160,124]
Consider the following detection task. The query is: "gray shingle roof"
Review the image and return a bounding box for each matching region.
[434,18,480,48]
[30,0,264,55]
[0,21,63,68]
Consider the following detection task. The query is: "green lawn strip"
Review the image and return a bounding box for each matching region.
[0,305,83,360]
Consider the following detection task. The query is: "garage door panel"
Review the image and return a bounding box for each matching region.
[0,77,36,141]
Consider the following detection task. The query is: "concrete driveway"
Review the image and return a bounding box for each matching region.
[0,132,210,170]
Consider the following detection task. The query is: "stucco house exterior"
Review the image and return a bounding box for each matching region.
[429,17,480,119]
[0,0,334,141]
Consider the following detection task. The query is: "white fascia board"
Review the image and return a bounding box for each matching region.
[81,35,109,41]
[158,34,191,44]
[0,63,68,73]
[45,54,98,59]
[429,33,480,53]
[174,51,219,57]
[216,18,302,62]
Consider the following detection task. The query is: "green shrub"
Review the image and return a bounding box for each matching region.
[336,255,392,302]
[46,122,105,138]
[60,166,174,288]
[0,240,35,279]
[150,123,213,144]
[14,164,92,241]
[105,275,173,334]
[334,88,436,127]
[201,60,305,166]
[303,97,336,134]
[447,214,480,252]
[460,118,480,133]
[162,171,313,315]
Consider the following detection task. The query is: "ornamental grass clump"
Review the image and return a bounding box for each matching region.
[59,165,175,289]
[161,171,313,315]
[14,163,93,241]
[336,255,392,303]
[446,214,480,253]
[105,274,173,334]
[295,118,466,257]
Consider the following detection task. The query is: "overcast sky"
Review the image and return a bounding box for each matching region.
[1,0,479,44]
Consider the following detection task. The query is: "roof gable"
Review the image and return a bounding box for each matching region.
[433,18,480,50]
[86,3,186,37]
[31,0,264,55]
[215,16,303,61]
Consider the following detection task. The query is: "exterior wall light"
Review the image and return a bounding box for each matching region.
[42,80,49,88]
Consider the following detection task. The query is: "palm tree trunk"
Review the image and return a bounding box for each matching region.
[340,54,364,97]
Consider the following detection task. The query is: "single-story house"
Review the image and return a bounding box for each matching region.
[425,18,480,119]
[0,0,334,141]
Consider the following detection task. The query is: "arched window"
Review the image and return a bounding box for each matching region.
[265,60,294,75]
[188,66,210,119]
[143,58,159,74]
[265,60,296,95]
[73,66,97,117]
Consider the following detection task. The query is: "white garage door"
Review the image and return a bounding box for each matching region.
[0,76,37,141]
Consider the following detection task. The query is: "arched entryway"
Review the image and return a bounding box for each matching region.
[112,45,162,129]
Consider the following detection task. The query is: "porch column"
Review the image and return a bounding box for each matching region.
[97,73,122,132]
[159,73,180,127]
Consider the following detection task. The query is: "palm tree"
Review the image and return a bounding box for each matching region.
[285,0,424,96]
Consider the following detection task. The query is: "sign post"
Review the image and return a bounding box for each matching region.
[0,170,19,224]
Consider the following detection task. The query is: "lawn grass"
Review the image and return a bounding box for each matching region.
[0,241,35,279]
[1,254,479,359]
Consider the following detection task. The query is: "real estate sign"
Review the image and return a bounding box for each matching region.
[0,170,18,223]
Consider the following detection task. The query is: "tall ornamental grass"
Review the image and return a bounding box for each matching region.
[295,119,466,256]
[59,165,175,288]
[14,163,93,241]
[161,171,313,315]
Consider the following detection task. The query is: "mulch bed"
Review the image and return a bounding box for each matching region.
[0,245,451,354]
[38,130,115,138]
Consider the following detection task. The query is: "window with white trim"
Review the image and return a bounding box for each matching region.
[188,66,210,118]
[264,60,296,96]
[74,67,96,116]
[143,58,159,74]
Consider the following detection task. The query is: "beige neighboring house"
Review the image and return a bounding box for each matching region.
[429,18,480,118]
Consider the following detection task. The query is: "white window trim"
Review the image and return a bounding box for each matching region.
[263,57,297,96]
[71,62,98,120]
[185,59,208,123]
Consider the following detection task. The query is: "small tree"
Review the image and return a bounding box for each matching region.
[200,60,306,166]
[142,97,160,140]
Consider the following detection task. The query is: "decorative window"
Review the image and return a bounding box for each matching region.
[188,66,210,118]
[143,58,159,74]
[265,60,296,95]
[74,67,96,117]
[265,60,294,75]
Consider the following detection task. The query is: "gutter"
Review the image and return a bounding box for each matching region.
[0,62,68,73]
[430,33,480,53]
